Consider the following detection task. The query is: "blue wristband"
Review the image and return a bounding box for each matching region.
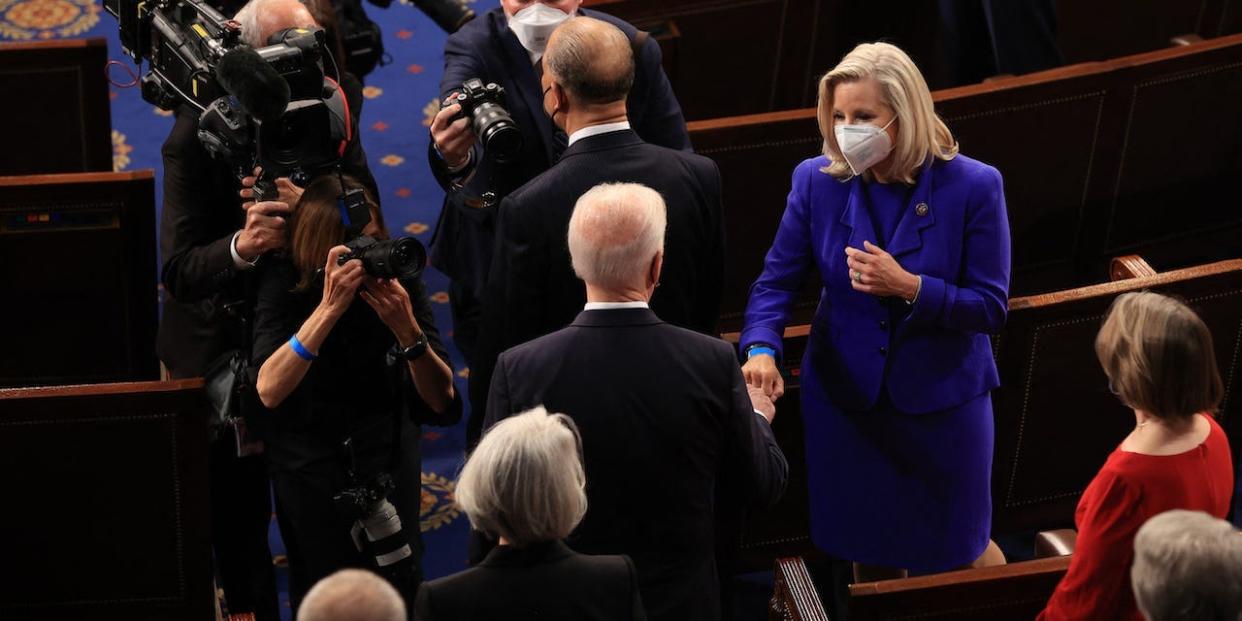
[746,346,776,360]
[289,335,317,361]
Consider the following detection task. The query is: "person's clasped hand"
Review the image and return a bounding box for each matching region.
[845,240,920,300]
[748,384,777,423]
[742,354,784,400]
[360,277,423,346]
[321,246,366,317]
[430,92,476,170]
[240,166,304,205]
[236,200,291,261]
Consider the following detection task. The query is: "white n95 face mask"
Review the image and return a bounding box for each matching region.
[509,3,572,56]
[834,117,896,176]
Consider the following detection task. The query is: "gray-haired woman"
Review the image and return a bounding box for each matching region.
[414,407,646,620]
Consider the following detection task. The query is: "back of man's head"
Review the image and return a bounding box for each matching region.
[1131,510,1242,621]
[298,569,405,621]
[568,182,666,290]
[545,17,635,105]
[234,0,318,47]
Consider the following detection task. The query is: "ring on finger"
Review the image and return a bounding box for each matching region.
[851,270,863,283]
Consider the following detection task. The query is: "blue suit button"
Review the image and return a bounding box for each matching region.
[879,346,888,356]
[879,320,888,329]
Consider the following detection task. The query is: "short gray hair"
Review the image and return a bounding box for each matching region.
[233,0,313,47]
[568,182,666,289]
[298,569,405,621]
[456,406,587,548]
[1131,510,1242,620]
[545,17,635,104]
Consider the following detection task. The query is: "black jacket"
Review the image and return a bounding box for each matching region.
[469,129,724,442]
[415,541,645,621]
[250,258,461,471]
[484,308,788,621]
[429,7,691,297]
[156,74,376,378]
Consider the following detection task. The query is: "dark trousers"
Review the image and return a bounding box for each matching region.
[209,435,279,620]
[270,443,424,619]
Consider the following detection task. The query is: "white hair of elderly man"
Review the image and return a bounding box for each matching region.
[1131,509,1242,621]
[298,569,405,621]
[567,182,667,295]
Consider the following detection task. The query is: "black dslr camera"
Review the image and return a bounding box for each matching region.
[333,187,427,280]
[444,78,522,162]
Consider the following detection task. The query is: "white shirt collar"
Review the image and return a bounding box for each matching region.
[583,301,649,311]
[567,121,632,146]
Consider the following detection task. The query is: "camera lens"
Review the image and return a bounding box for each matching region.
[471,102,522,162]
[356,237,426,280]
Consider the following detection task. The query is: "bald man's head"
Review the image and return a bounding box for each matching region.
[568,183,666,290]
[298,569,405,621]
[234,0,318,48]
[544,17,635,105]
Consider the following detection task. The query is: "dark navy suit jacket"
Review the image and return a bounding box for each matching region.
[486,308,788,621]
[740,154,1011,415]
[430,7,691,297]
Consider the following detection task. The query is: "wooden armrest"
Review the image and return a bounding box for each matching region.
[1034,529,1078,558]
[983,73,1016,83]
[1170,34,1205,46]
[770,557,829,621]
[1109,255,1157,281]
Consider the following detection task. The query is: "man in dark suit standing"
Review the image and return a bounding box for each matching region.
[427,0,690,391]
[484,182,786,621]
[467,16,723,442]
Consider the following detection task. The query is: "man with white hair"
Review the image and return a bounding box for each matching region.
[1130,510,1242,620]
[299,569,405,621]
[470,15,724,444]
[156,0,376,618]
[483,182,787,621]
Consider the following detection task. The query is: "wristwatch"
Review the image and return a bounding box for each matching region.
[394,331,428,361]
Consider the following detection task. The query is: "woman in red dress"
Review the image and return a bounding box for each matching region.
[1038,292,1234,620]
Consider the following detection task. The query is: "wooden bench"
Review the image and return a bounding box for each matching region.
[768,555,1072,620]
[0,171,159,387]
[695,34,1242,329]
[0,38,112,175]
[0,380,214,621]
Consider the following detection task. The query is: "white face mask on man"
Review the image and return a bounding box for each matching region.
[509,3,572,56]
[834,117,897,176]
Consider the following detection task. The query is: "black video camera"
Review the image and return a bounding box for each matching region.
[444,78,522,162]
[104,0,350,193]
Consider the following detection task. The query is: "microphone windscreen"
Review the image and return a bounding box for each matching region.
[217,47,291,123]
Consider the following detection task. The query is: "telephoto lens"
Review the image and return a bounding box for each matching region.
[339,236,427,280]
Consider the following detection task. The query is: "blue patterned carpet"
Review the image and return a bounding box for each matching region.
[3,0,484,614]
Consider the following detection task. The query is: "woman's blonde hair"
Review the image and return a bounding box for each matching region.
[289,175,386,291]
[817,42,958,183]
[1095,292,1224,421]
[455,406,588,548]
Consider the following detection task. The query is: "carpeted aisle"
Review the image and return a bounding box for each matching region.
[5,0,485,616]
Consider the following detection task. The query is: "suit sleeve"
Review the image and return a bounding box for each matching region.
[431,29,485,181]
[625,555,648,621]
[482,351,514,434]
[631,35,691,152]
[905,164,1010,334]
[160,112,239,302]
[475,196,548,418]
[1037,471,1143,621]
[413,582,435,621]
[737,161,817,359]
[250,262,300,367]
[720,343,788,508]
[698,159,726,334]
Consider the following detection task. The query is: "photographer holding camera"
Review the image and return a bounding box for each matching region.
[152,0,378,617]
[426,0,691,436]
[252,174,459,617]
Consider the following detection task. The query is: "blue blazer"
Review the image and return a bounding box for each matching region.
[430,8,691,295]
[740,155,1011,414]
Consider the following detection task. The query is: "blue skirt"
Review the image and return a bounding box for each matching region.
[800,375,994,573]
